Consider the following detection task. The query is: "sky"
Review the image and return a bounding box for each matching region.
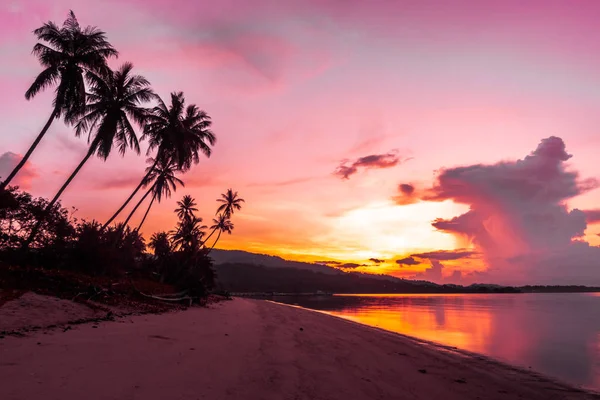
[2,0,600,285]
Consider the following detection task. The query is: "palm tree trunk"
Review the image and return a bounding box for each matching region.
[123,184,154,228]
[102,158,159,229]
[136,194,156,231]
[25,143,96,246]
[208,230,222,252]
[201,226,218,247]
[1,108,58,191]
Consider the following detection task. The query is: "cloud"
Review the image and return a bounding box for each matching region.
[0,152,38,189]
[411,260,490,285]
[395,249,482,284]
[369,258,384,264]
[424,136,600,285]
[583,209,600,224]
[414,260,444,282]
[411,249,478,261]
[314,260,342,266]
[339,262,366,269]
[334,151,407,180]
[392,183,419,205]
[396,256,420,266]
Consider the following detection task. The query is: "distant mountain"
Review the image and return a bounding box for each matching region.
[211,255,520,295]
[210,250,599,294]
[213,263,521,294]
[209,249,343,275]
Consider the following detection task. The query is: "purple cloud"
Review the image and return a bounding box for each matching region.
[334,151,406,180]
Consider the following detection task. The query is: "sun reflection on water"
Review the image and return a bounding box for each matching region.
[275,293,600,390]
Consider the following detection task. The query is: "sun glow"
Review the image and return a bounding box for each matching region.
[320,200,466,260]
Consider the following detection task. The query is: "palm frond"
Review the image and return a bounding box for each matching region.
[25,66,60,99]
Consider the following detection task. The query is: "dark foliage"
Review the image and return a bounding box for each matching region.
[0,186,241,303]
[68,221,145,276]
[0,186,75,251]
[214,263,521,294]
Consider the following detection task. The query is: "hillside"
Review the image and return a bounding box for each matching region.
[213,262,519,294]
[209,249,343,275]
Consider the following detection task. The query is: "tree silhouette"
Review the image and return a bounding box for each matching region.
[174,195,198,221]
[26,63,151,245]
[102,92,215,229]
[207,213,234,252]
[149,231,170,257]
[123,157,184,230]
[1,11,117,190]
[216,189,245,217]
[170,215,207,253]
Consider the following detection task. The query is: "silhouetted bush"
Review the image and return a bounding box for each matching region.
[0,186,75,251]
[67,222,145,276]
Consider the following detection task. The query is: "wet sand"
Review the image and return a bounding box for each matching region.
[0,298,597,400]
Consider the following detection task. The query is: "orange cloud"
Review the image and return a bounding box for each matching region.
[392,183,419,205]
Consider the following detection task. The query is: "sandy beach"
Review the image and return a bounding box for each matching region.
[0,298,597,400]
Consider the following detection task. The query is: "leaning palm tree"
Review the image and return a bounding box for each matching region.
[123,157,184,230]
[206,213,234,252]
[26,63,151,245]
[1,11,117,190]
[174,195,198,221]
[216,189,245,217]
[102,92,215,229]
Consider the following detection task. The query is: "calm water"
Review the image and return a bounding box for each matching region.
[272,293,600,390]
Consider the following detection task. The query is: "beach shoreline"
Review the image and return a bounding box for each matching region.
[1,297,598,400]
[268,299,600,394]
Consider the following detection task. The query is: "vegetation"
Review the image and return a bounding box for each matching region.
[1,11,117,191]
[214,263,521,294]
[0,11,243,303]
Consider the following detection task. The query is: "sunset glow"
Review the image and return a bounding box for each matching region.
[2,0,600,284]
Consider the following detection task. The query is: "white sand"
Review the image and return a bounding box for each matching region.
[0,298,597,400]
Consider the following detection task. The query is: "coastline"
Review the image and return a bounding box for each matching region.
[269,299,599,393]
[1,298,598,400]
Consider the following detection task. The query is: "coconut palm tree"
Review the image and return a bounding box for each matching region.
[26,63,151,245]
[1,11,117,190]
[207,213,234,252]
[170,216,207,253]
[174,195,198,221]
[102,92,215,229]
[123,157,184,230]
[216,189,244,217]
[149,231,171,257]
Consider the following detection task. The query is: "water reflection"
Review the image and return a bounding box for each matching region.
[273,293,600,390]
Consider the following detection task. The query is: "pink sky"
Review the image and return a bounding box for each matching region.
[2,0,600,284]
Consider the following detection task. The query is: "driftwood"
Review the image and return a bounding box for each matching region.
[128,278,193,306]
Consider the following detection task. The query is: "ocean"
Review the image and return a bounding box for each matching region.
[273,293,600,390]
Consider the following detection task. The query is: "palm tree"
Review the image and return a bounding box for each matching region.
[207,213,234,252]
[26,63,151,245]
[102,92,215,229]
[170,216,207,253]
[174,195,198,221]
[1,11,117,190]
[149,231,171,257]
[216,189,244,217]
[123,157,184,230]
